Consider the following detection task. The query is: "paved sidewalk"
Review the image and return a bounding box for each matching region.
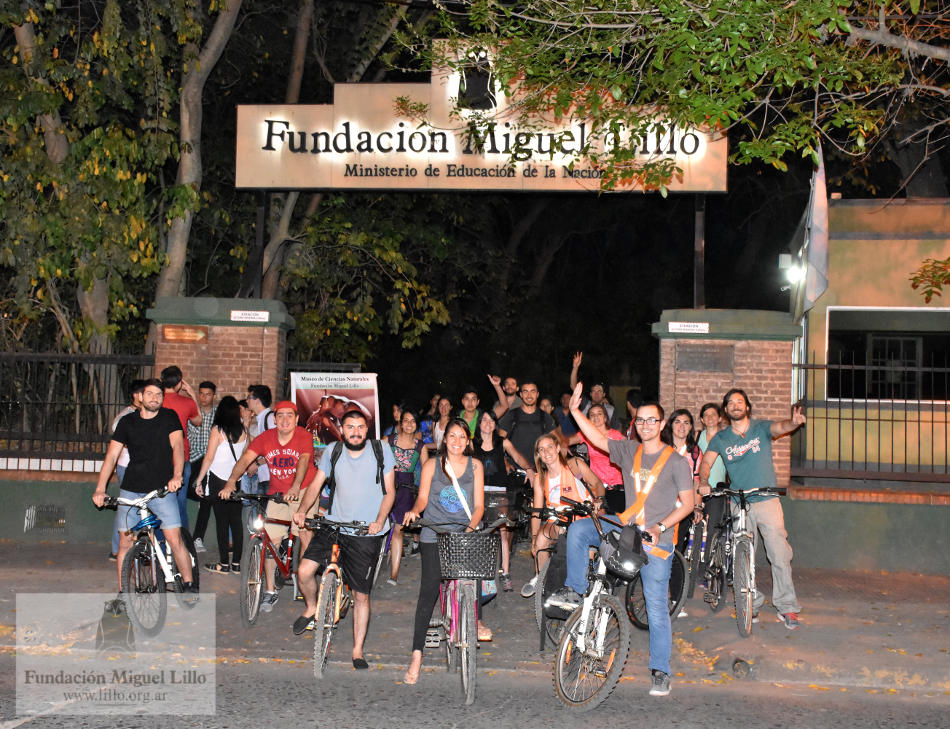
[1,541,948,698]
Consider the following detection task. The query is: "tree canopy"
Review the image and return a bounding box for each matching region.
[396,1,948,192]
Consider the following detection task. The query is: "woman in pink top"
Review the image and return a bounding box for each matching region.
[562,403,625,513]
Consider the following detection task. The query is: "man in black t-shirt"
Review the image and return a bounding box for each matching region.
[93,379,195,593]
[498,379,555,475]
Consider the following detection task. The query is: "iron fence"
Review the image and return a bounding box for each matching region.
[791,360,949,482]
[0,351,154,458]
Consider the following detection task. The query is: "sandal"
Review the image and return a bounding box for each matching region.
[203,562,230,574]
[477,621,493,642]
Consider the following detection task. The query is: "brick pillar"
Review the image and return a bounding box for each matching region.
[652,309,800,486]
[147,298,295,400]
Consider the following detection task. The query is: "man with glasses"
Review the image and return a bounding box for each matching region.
[547,383,694,697]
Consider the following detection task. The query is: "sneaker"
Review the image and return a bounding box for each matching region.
[649,670,671,697]
[204,562,230,574]
[108,552,117,562]
[386,577,398,586]
[778,612,800,630]
[751,612,759,624]
[677,608,688,618]
[260,591,279,613]
[409,542,420,558]
[520,574,539,598]
[292,614,315,635]
[193,538,207,553]
[544,586,583,609]
[500,572,512,592]
[230,562,240,573]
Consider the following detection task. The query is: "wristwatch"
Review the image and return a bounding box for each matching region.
[657,522,667,534]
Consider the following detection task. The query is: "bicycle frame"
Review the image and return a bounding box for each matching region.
[117,492,178,585]
[438,576,478,650]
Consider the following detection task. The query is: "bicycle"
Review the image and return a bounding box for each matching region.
[307,515,371,680]
[102,488,200,637]
[525,503,581,650]
[702,486,787,637]
[231,491,301,628]
[551,498,632,711]
[624,547,687,631]
[415,517,506,705]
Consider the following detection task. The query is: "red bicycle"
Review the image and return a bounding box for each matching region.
[232,492,301,627]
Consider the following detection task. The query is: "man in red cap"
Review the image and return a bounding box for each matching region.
[221,400,316,613]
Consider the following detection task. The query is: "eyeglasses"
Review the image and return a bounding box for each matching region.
[635,417,660,425]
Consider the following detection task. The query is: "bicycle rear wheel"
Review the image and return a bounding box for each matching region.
[732,536,754,637]
[534,559,567,648]
[313,572,338,679]
[624,550,687,630]
[554,593,630,711]
[121,537,167,637]
[458,582,477,706]
[169,528,199,608]
[240,536,265,627]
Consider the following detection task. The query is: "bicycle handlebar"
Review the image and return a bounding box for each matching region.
[707,486,787,498]
[229,491,285,503]
[101,487,169,509]
[413,517,508,534]
[558,497,625,531]
[303,516,370,536]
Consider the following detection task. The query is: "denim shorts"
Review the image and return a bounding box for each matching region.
[115,487,182,534]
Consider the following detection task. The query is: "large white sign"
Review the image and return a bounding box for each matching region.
[237,56,727,193]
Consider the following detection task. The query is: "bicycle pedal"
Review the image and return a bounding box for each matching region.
[424,628,441,649]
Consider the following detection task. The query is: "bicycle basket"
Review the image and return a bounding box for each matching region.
[436,532,501,580]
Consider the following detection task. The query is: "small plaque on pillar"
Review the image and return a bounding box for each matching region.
[230,310,270,323]
[676,343,734,372]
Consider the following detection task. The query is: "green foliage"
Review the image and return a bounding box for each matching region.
[910,257,950,303]
[0,0,220,350]
[399,1,943,188]
[283,193,463,363]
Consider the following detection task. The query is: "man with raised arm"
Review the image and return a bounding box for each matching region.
[220,400,316,613]
[569,351,621,430]
[547,382,694,698]
[697,388,806,630]
[92,379,196,594]
[292,409,395,667]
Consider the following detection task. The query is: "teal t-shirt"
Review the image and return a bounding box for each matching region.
[706,420,777,503]
[697,430,727,488]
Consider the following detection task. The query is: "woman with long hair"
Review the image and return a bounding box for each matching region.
[521,432,604,598]
[195,396,248,572]
[472,410,532,591]
[386,408,429,584]
[402,419,485,685]
[661,408,702,557]
[561,402,626,513]
[431,396,453,452]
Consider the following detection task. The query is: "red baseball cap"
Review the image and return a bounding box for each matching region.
[273,400,298,414]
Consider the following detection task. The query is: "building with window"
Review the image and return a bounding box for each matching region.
[790,198,949,482]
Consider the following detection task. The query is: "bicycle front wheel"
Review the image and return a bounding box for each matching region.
[685,523,703,600]
[313,572,338,679]
[121,537,167,637]
[554,593,630,711]
[733,536,754,637]
[239,536,265,627]
[706,537,727,613]
[459,582,477,705]
[443,586,458,673]
[534,559,566,648]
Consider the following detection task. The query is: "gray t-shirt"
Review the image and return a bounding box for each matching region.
[421,457,476,544]
[319,440,395,534]
[607,440,692,549]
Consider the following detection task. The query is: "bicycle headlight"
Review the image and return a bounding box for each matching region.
[252,516,265,531]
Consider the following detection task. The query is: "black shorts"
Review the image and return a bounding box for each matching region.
[302,529,384,595]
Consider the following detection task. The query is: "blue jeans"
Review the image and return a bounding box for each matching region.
[111,466,127,553]
[564,517,675,676]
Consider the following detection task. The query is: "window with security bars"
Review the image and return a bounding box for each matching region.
[867,336,922,400]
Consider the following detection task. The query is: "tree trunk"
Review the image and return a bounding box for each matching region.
[153,0,243,301]
[13,23,68,164]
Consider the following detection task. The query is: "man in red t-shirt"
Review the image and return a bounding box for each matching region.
[161,366,202,530]
[222,400,315,613]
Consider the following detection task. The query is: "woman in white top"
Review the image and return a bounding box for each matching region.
[521,432,604,598]
[195,396,248,573]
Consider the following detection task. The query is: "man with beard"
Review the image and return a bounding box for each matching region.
[220,401,317,613]
[293,410,395,667]
[93,379,196,594]
[698,388,806,630]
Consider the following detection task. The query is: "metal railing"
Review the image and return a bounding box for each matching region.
[0,351,154,459]
[791,360,949,482]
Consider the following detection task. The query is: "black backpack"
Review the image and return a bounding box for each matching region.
[507,407,550,440]
[323,439,386,512]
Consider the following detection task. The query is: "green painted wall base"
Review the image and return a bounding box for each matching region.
[3,480,948,574]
